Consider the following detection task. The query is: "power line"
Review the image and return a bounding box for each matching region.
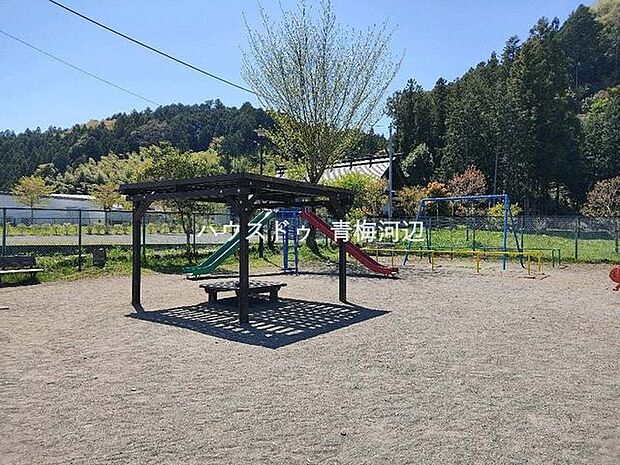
[0,28,161,106]
[48,0,257,96]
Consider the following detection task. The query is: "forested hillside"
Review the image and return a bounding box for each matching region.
[0,100,265,190]
[0,98,385,193]
[388,1,619,214]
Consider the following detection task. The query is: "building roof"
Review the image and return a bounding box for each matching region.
[49,193,94,201]
[321,155,392,182]
[275,154,404,183]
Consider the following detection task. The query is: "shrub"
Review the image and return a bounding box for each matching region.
[327,172,387,220]
[395,186,426,217]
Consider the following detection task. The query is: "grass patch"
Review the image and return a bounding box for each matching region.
[425,227,619,263]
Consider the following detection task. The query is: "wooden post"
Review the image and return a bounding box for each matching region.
[142,215,147,261]
[338,239,346,303]
[238,195,251,324]
[132,201,143,307]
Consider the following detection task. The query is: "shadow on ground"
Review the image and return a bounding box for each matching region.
[129,297,388,349]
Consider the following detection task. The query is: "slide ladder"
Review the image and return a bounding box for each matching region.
[300,211,398,276]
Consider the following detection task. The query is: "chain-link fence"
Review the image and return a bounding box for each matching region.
[0,207,234,269]
[405,215,619,263]
[1,208,618,273]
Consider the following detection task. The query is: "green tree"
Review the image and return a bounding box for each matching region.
[582,87,620,184]
[387,79,434,156]
[429,77,449,168]
[92,182,122,225]
[593,0,620,83]
[242,0,401,184]
[442,54,502,183]
[11,175,55,222]
[243,0,399,253]
[395,186,426,217]
[139,143,225,260]
[402,143,434,186]
[487,202,523,229]
[506,17,583,210]
[558,5,608,91]
[327,173,386,221]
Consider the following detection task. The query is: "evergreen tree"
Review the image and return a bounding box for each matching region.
[559,5,608,92]
[582,87,620,184]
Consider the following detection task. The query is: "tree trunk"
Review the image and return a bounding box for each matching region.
[267,221,276,251]
[180,211,193,263]
[306,225,322,256]
[305,206,323,257]
[185,229,193,262]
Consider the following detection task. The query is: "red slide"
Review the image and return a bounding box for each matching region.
[301,211,398,276]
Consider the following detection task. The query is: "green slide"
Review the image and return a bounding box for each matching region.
[184,210,275,277]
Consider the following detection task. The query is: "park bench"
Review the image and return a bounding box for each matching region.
[200,280,287,303]
[0,256,44,284]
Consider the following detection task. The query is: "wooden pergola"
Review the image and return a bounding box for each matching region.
[119,173,355,324]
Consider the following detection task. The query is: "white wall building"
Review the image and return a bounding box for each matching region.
[0,192,106,224]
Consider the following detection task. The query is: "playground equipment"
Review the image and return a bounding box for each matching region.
[183,210,276,277]
[301,211,398,275]
[402,194,523,271]
[278,208,300,273]
[610,266,620,291]
[184,208,398,278]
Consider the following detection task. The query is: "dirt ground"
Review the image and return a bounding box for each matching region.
[1,263,618,464]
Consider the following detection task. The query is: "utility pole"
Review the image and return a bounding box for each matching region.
[387,124,395,219]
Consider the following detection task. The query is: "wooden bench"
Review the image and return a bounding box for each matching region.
[199,280,287,303]
[0,256,44,284]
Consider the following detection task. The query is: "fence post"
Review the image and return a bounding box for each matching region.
[574,216,579,261]
[615,218,619,254]
[1,208,6,256]
[78,210,82,271]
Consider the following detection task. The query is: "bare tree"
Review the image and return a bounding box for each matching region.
[242,0,401,183]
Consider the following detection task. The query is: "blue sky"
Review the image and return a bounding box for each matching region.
[0,0,589,134]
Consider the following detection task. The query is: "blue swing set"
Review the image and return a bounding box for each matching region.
[402,194,523,270]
